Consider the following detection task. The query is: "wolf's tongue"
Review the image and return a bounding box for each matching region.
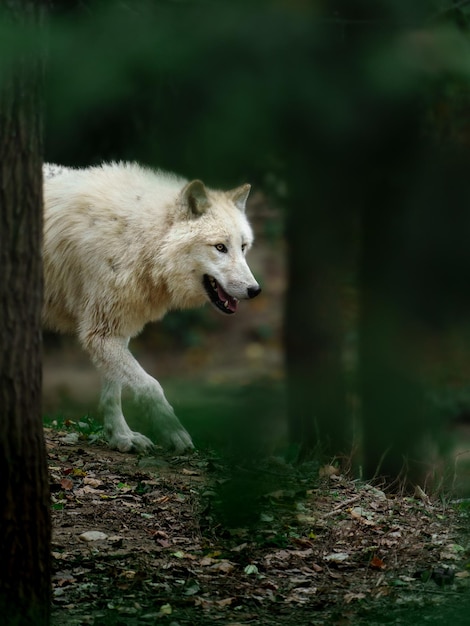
[217,283,238,312]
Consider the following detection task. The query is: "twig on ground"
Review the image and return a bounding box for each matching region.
[322,494,362,518]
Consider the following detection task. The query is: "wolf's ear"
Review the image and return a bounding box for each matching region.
[228,184,251,213]
[181,180,210,217]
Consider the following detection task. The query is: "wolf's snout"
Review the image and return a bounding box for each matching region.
[247,285,261,299]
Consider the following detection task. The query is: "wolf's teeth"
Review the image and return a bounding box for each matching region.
[210,277,216,288]
[224,301,229,308]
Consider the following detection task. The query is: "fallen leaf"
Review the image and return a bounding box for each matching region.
[440,544,466,560]
[158,603,172,616]
[183,582,200,596]
[231,543,248,553]
[215,597,235,608]
[388,530,402,539]
[55,576,76,587]
[344,592,366,603]
[74,486,102,496]
[83,477,101,487]
[398,575,416,583]
[370,555,386,570]
[156,539,171,548]
[117,482,133,492]
[79,531,108,542]
[324,552,350,563]
[363,485,387,500]
[60,433,80,445]
[108,536,124,547]
[291,537,315,549]
[319,465,340,478]
[205,550,222,558]
[210,560,235,574]
[181,468,200,476]
[286,587,317,603]
[373,585,391,598]
[60,478,74,491]
[350,506,376,526]
[172,551,185,559]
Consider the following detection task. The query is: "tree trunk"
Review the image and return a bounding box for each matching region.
[0,2,51,624]
[284,156,351,462]
[358,104,428,486]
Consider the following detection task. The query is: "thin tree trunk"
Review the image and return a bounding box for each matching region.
[0,2,50,624]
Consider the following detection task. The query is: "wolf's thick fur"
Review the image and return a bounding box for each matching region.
[43,162,260,453]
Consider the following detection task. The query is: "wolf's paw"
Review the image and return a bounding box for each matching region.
[163,428,195,454]
[108,431,156,454]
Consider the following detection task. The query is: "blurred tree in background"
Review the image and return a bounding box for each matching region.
[40,0,470,484]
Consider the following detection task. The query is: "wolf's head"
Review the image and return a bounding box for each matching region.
[163,179,261,314]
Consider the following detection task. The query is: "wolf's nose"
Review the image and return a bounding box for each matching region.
[247,285,261,299]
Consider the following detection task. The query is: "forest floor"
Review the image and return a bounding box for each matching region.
[47,421,470,626]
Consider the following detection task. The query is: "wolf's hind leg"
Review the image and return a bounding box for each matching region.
[100,379,155,453]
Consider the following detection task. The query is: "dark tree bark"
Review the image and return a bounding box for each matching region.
[0,2,51,624]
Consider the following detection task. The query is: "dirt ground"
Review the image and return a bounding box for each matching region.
[47,423,470,626]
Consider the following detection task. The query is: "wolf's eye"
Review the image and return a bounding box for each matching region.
[215,243,228,253]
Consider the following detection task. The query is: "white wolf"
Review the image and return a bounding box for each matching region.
[42,162,261,454]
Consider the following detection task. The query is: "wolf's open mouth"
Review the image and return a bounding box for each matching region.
[203,275,238,314]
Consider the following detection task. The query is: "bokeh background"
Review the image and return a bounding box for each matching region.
[38,0,470,492]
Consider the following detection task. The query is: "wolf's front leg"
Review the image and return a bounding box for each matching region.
[83,333,194,454]
[100,379,156,453]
